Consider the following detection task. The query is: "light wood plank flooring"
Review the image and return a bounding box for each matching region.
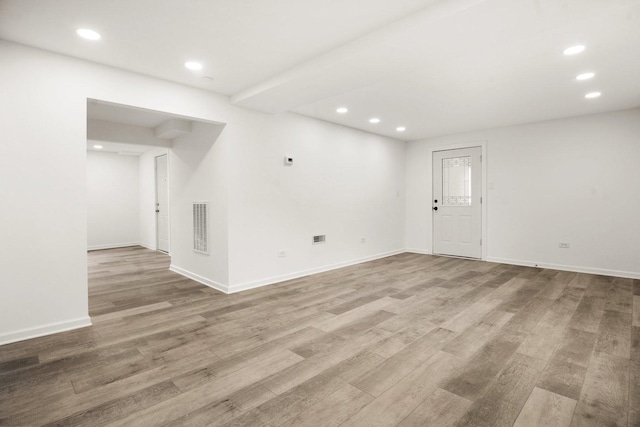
[1,246,638,426]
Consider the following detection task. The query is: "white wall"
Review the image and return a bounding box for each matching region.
[406,108,640,278]
[170,122,229,288]
[0,40,406,344]
[227,112,406,291]
[1,42,89,344]
[86,151,140,250]
[139,148,169,250]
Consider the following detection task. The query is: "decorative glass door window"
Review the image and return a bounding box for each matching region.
[442,156,471,206]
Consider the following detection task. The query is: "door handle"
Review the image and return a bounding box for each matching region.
[433,207,438,211]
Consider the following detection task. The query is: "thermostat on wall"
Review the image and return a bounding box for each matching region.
[284,156,294,165]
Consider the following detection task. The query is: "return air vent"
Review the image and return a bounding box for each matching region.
[193,202,209,254]
[313,235,326,244]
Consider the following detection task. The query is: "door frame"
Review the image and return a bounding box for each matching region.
[428,141,487,260]
[154,153,170,254]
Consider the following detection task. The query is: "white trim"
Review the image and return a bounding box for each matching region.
[172,250,405,295]
[169,264,228,293]
[138,242,157,251]
[171,249,639,297]
[155,153,171,254]
[228,249,405,294]
[0,316,92,346]
[486,257,640,280]
[427,140,488,260]
[88,242,162,251]
[405,248,432,255]
[87,242,140,251]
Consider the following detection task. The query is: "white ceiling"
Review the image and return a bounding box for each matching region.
[2,0,640,140]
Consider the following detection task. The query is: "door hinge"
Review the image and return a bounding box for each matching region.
[480,238,482,246]
[480,196,482,204]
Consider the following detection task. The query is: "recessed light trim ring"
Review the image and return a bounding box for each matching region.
[185,61,203,71]
[563,45,586,55]
[76,28,101,41]
[576,72,595,81]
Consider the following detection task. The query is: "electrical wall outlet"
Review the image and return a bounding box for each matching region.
[559,242,570,249]
[278,250,287,257]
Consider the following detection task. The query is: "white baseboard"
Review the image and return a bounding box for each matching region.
[167,250,639,297]
[88,242,161,252]
[170,250,406,295]
[88,242,140,251]
[138,242,157,250]
[486,257,640,280]
[228,249,406,294]
[0,316,92,346]
[405,248,432,255]
[169,264,229,294]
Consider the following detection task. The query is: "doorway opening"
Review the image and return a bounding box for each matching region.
[84,99,227,324]
[86,99,178,257]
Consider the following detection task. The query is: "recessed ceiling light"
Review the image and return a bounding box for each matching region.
[576,72,595,81]
[585,92,601,99]
[336,107,348,114]
[369,118,380,124]
[396,127,406,132]
[563,45,585,55]
[184,61,203,71]
[76,28,101,41]
[93,145,103,149]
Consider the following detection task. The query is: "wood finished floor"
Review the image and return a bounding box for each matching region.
[1,247,638,427]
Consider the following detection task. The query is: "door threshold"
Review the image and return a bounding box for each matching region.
[433,253,481,261]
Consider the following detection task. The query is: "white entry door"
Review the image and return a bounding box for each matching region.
[433,147,482,258]
[155,154,170,253]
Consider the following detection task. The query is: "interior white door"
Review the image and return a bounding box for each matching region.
[433,147,482,258]
[155,154,170,253]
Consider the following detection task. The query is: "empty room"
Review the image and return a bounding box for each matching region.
[1,0,639,426]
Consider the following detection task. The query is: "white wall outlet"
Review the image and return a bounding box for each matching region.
[360,237,366,243]
[278,250,287,257]
[559,242,570,249]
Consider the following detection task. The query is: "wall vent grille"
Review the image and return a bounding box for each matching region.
[193,202,209,254]
[313,235,326,244]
